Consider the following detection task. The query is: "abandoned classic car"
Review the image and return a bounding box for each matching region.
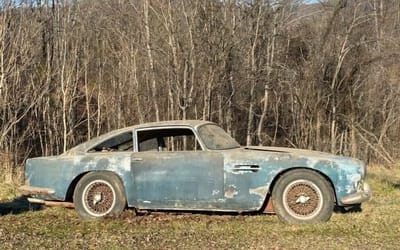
[19,120,371,223]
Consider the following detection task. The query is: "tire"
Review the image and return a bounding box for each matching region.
[73,172,126,220]
[272,169,334,224]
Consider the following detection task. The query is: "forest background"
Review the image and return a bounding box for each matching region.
[1,0,399,182]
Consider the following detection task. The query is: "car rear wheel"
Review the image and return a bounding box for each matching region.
[73,172,126,220]
[272,169,334,224]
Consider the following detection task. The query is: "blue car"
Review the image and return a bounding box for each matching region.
[19,120,371,223]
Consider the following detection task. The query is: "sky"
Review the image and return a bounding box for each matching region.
[304,0,321,3]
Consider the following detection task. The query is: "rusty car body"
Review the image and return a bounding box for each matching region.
[19,120,372,223]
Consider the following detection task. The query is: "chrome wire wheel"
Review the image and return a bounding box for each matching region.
[272,169,334,224]
[74,172,127,220]
[282,179,323,220]
[82,180,116,217]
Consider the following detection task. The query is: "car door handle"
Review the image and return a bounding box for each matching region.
[132,158,143,162]
[233,165,260,172]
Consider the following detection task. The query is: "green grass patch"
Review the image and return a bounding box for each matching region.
[0,183,19,202]
[1,167,399,249]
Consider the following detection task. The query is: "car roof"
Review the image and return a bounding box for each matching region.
[64,120,213,155]
[134,120,212,129]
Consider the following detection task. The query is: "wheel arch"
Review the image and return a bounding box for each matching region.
[262,166,337,212]
[65,170,127,203]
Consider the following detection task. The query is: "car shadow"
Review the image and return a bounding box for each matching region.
[334,205,362,214]
[0,196,42,216]
[393,183,400,189]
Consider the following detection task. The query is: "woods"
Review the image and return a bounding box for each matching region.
[1,0,400,181]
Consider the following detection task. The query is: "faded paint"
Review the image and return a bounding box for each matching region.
[225,185,239,198]
[212,190,220,196]
[249,185,269,197]
[21,120,371,213]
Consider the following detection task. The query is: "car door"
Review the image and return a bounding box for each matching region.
[222,149,284,211]
[130,127,224,210]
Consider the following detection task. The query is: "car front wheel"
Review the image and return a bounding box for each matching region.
[272,169,334,224]
[73,172,126,220]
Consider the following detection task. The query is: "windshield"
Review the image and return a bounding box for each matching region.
[198,124,240,150]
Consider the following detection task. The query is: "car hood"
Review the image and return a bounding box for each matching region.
[243,146,339,160]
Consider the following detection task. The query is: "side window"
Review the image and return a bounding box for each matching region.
[164,135,200,151]
[88,132,133,152]
[137,128,202,152]
[138,138,158,151]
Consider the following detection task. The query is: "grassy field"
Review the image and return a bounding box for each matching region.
[0,167,399,249]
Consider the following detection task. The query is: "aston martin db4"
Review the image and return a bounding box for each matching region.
[19,120,372,223]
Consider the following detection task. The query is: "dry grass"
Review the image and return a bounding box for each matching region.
[0,167,399,249]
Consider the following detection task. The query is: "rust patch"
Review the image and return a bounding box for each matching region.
[224,185,238,198]
[44,201,75,208]
[18,185,55,195]
[264,199,275,214]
